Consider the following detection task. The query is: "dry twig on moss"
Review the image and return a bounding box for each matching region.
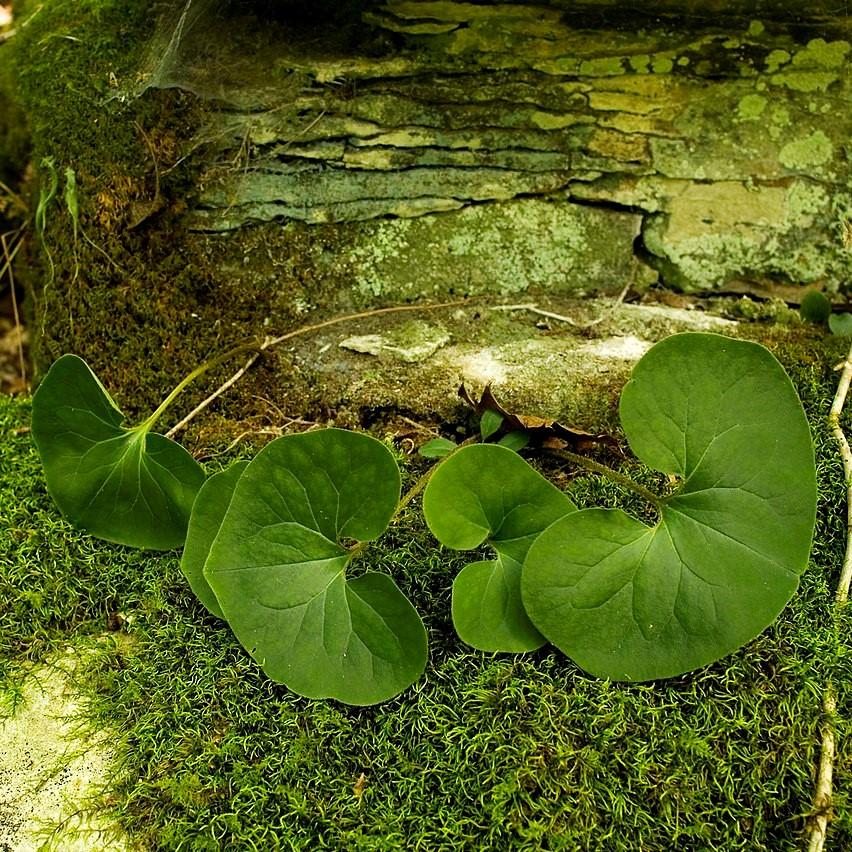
[489,272,633,330]
[165,298,473,439]
[806,342,852,851]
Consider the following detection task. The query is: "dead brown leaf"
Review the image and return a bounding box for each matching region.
[353,772,368,799]
[458,383,619,454]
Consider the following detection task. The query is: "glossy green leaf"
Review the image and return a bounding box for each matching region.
[203,429,426,705]
[522,333,817,681]
[423,444,576,652]
[31,355,205,549]
[498,431,530,452]
[480,410,503,440]
[829,312,852,336]
[180,461,248,618]
[419,437,457,458]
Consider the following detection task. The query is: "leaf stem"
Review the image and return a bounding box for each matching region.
[347,437,477,565]
[139,340,261,433]
[163,298,474,438]
[550,447,663,511]
[395,437,479,516]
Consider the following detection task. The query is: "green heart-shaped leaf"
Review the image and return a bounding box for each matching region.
[522,333,817,681]
[419,437,457,458]
[180,461,249,618]
[423,444,576,652]
[829,312,852,336]
[203,429,427,705]
[480,410,504,440]
[31,355,205,549]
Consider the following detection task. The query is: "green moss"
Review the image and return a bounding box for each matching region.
[4,337,852,849]
[0,395,178,681]
[0,47,29,187]
[12,0,216,403]
[13,0,151,167]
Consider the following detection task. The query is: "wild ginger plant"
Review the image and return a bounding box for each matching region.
[31,332,817,703]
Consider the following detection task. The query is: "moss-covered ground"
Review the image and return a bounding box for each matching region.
[3,341,852,850]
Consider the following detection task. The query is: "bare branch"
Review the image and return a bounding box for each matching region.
[806,339,852,851]
[165,298,473,438]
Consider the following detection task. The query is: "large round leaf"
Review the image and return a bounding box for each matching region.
[423,444,576,652]
[31,355,205,550]
[522,333,817,681]
[203,429,427,705]
[180,461,248,618]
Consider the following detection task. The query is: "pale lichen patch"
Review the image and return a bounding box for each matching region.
[0,653,131,852]
[339,320,451,363]
[779,130,834,170]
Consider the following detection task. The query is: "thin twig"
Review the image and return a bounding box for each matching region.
[165,298,473,438]
[165,350,261,438]
[829,353,852,606]
[489,274,632,330]
[806,340,852,852]
[1,232,26,389]
[490,302,580,326]
[0,180,27,216]
[0,230,22,285]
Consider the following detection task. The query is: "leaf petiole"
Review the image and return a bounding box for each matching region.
[346,437,478,567]
[138,340,262,433]
[550,447,663,512]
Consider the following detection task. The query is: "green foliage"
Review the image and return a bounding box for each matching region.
[34,156,58,236]
[4,371,852,850]
[498,431,530,451]
[423,444,575,652]
[799,290,832,323]
[180,461,248,619]
[479,409,503,440]
[31,355,205,550]
[829,313,852,336]
[418,437,456,458]
[29,333,819,700]
[523,334,817,680]
[203,430,427,705]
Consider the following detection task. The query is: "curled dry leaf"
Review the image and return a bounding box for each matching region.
[458,382,619,453]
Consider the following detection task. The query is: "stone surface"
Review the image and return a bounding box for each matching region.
[14,0,852,408]
[324,199,650,300]
[164,2,852,293]
[0,651,131,852]
[268,299,744,434]
[339,318,451,361]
